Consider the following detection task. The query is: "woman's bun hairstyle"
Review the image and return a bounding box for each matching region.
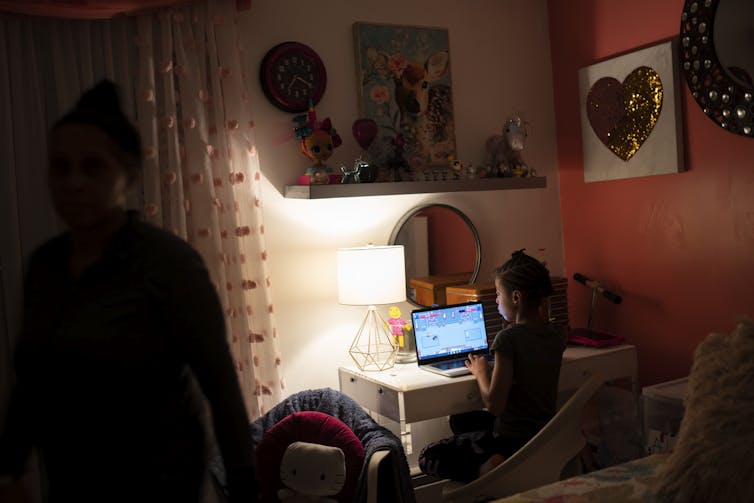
[53,80,142,172]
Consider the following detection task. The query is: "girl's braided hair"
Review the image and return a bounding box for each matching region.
[494,249,553,304]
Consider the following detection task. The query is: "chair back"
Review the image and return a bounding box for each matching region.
[443,372,604,503]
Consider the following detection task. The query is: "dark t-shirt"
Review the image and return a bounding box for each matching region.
[490,323,567,439]
[0,213,256,501]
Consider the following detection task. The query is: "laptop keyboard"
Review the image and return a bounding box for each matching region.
[436,359,467,370]
[434,354,495,370]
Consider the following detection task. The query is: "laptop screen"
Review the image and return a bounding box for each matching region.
[411,302,489,362]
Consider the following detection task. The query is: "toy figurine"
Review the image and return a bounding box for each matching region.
[485,114,530,177]
[448,156,463,180]
[386,306,410,347]
[386,133,409,182]
[386,306,415,363]
[340,161,359,184]
[293,101,342,185]
[339,158,371,184]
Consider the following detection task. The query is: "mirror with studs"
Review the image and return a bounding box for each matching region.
[680,0,754,137]
[389,204,481,307]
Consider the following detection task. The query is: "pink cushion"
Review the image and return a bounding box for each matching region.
[256,411,365,503]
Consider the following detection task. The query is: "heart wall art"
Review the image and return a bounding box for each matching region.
[578,40,684,183]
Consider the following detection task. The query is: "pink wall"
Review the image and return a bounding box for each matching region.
[420,206,476,276]
[548,0,754,386]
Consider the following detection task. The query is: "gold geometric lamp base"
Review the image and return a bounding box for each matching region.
[349,305,397,371]
[337,245,406,373]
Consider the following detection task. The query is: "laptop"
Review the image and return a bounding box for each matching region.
[411,301,492,377]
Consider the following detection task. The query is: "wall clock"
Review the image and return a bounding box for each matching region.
[260,41,327,113]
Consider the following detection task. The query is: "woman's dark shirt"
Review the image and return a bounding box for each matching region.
[0,213,256,501]
[491,323,567,440]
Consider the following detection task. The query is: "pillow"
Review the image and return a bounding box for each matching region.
[256,411,365,503]
[653,319,754,503]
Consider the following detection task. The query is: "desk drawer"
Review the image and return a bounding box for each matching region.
[403,380,484,423]
[560,347,638,391]
[339,372,400,420]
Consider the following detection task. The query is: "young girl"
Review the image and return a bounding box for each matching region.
[419,249,566,483]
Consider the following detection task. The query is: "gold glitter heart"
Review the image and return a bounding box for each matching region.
[586,66,663,161]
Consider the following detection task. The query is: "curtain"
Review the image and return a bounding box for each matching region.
[133,1,283,417]
[0,0,283,421]
[1,13,139,419]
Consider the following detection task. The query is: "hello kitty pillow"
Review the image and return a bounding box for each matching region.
[256,411,365,503]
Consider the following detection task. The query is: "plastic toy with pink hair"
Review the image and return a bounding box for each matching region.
[293,100,342,185]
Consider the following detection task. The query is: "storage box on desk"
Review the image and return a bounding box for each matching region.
[642,377,688,454]
[548,276,569,332]
[445,282,501,344]
[408,272,471,306]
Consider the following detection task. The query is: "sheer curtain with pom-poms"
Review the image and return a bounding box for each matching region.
[132,0,283,418]
[1,0,281,420]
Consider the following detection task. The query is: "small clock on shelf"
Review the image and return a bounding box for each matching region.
[260,41,327,113]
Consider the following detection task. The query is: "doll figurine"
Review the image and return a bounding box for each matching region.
[294,101,342,185]
[448,156,463,180]
[386,306,415,363]
[386,306,410,348]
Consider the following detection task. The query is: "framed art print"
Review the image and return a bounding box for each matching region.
[578,40,684,183]
[353,22,456,170]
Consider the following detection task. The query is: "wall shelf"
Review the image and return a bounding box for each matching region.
[284,176,547,199]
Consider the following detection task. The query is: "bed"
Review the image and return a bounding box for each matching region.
[492,453,670,502]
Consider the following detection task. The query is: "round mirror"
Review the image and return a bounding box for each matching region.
[714,0,754,88]
[389,203,481,306]
[680,0,754,137]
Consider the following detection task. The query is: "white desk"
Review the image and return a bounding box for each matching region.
[338,344,637,454]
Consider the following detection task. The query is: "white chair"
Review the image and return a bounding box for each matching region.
[366,450,393,503]
[442,372,604,503]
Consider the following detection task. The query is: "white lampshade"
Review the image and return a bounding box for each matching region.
[337,245,406,306]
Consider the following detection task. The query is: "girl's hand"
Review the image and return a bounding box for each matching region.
[465,353,490,378]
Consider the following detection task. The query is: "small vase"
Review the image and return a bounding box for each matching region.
[396,326,417,364]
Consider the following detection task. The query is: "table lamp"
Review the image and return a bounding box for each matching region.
[337,245,406,371]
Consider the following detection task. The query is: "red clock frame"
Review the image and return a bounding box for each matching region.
[259,41,327,113]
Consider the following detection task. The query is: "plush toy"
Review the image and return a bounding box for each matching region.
[255,411,364,503]
[278,441,346,502]
[653,319,754,503]
[485,115,530,177]
[502,115,529,177]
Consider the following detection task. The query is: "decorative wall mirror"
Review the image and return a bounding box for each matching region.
[680,0,754,137]
[389,203,481,307]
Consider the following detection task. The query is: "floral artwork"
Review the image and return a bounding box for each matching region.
[353,22,456,175]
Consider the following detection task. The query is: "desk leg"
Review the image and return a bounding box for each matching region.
[401,421,413,455]
[398,393,412,455]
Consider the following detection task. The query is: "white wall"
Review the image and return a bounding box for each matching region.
[239,0,564,396]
